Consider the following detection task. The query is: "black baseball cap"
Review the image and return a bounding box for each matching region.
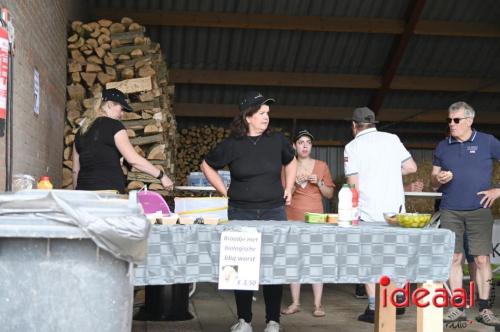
[238,91,275,112]
[294,129,314,142]
[102,88,133,112]
[351,107,378,123]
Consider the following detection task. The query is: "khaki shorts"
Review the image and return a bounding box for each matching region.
[440,208,494,255]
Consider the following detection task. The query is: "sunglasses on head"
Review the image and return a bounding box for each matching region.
[447,117,468,124]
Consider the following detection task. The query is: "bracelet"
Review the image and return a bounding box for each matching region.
[156,170,164,180]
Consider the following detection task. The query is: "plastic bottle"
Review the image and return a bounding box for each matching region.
[350,184,359,226]
[37,176,53,190]
[338,184,353,227]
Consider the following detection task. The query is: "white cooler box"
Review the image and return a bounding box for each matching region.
[174,197,228,221]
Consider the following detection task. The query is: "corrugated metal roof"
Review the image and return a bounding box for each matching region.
[91,0,410,17]
[421,0,500,23]
[398,36,500,78]
[89,0,500,143]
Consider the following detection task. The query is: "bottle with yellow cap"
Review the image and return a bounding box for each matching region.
[37,176,53,190]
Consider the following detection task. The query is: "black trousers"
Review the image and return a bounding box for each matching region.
[228,205,287,323]
[235,285,283,323]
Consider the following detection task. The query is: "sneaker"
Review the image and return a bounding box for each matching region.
[357,306,375,324]
[230,319,253,332]
[263,320,280,332]
[443,307,466,323]
[355,284,368,299]
[476,308,500,326]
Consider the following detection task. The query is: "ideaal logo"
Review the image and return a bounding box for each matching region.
[379,275,475,308]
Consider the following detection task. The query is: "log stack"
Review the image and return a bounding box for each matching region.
[175,125,230,185]
[63,17,177,195]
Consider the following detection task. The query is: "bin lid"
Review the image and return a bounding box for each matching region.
[0,217,87,238]
[0,190,151,263]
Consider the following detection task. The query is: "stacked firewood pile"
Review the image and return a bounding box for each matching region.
[63,17,176,194]
[175,126,230,185]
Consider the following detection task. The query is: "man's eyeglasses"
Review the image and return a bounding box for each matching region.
[447,117,469,124]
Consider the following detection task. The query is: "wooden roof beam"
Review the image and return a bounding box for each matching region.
[91,9,500,38]
[170,69,500,93]
[370,0,427,114]
[174,103,500,124]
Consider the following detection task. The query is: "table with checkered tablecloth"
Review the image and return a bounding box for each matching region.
[134,220,455,286]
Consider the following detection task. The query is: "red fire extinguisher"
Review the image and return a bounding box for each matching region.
[0,9,9,137]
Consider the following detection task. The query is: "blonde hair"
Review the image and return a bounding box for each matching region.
[79,93,119,134]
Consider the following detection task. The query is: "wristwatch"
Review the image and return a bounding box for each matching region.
[156,170,164,180]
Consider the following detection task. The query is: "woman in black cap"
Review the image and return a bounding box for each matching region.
[73,88,173,193]
[281,129,334,318]
[201,91,297,332]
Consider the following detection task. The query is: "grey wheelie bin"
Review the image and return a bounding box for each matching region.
[0,190,150,332]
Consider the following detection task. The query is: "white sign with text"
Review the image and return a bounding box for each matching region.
[218,230,261,290]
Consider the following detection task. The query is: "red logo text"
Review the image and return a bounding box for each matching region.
[380,275,475,308]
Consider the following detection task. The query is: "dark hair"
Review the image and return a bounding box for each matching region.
[354,122,376,131]
[229,105,272,137]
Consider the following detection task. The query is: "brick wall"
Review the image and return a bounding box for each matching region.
[0,0,87,190]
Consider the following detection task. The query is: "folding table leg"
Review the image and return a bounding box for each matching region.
[416,281,443,332]
[375,282,396,332]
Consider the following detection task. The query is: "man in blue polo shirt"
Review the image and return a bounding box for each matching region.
[432,101,500,326]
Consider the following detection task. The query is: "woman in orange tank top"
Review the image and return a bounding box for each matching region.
[281,129,335,317]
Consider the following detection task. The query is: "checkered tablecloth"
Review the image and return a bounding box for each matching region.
[134,220,455,286]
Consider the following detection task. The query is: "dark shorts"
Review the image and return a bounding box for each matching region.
[440,208,494,256]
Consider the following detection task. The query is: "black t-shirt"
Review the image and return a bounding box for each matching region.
[204,132,295,209]
[74,117,127,193]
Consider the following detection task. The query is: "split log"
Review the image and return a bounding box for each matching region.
[86,63,102,72]
[63,146,72,160]
[127,181,144,190]
[67,83,85,101]
[138,65,155,77]
[62,168,73,187]
[68,61,82,73]
[109,22,126,34]
[148,144,166,160]
[98,19,113,28]
[81,72,97,87]
[106,77,152,94]
[130,134,163,146]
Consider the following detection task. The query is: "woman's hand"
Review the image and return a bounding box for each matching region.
[284,188,293,205]
[161,175,174,191]
[308,174,318,184]
[296,174,308,185]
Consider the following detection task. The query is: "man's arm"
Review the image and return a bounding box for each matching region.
[346,174,359,189]
[401,158,417,175]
